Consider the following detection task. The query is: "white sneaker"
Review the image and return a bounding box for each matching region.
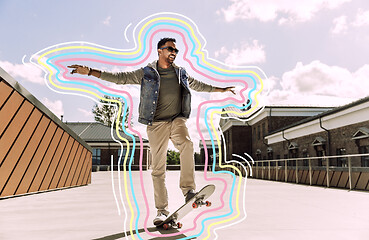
[153,212,168,226]
[185,189,197,203]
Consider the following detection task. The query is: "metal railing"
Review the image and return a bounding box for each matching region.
[92,154,369,191]
[251,153,369,190]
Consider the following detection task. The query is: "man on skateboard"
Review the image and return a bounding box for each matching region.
[68,37,235,225]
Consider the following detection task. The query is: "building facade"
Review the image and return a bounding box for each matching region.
[265,97,369,167]
[219,106,333,162]
[216,97,369,191]
[66,122,151,171]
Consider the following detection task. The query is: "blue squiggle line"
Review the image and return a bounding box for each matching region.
[43,18,259,239]
[178,98,253,239]
[45,56,141,239]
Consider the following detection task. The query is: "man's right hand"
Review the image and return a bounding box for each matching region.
[68,65,90,75]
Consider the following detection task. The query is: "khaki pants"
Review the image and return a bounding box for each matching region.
[147,117,196,214]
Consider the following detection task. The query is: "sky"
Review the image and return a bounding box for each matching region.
[1,0,369,151]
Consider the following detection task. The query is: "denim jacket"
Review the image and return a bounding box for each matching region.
[100,61,214,126]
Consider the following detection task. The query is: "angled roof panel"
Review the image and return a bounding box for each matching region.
[66,122,148,143]
[0,67,91,151]
[267,96,369,136]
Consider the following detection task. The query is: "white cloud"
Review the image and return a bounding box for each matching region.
[214,40,266,65]
[352,9,369,27]
[78,108,94,118]
[102,16,112,26]
[264,61,369,106]
[42,97,64,117]
[0,60,44,84]
[330,9,369,35]
[214,46,228,58]
[331,16,348,34]
[218,0,351,24]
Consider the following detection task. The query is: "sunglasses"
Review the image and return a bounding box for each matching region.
[159,46,179,54]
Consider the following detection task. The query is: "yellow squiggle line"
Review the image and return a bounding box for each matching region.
[35,33,142,239]
[38,16,266,77]
[143,17,263,239]
[143,16,264,238]
[37,53,136,238]
[36,14,266,239]
[38,45,139,56]
[141,16,266,79]
[202,81,264,239]
[202,111,245,240]
[113,103,135,239]
[142,18,264,237]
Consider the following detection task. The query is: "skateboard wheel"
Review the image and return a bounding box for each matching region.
[163,223,169,230]
[192,202,198,209]
[206,201,211,207]
[177,222,183,229]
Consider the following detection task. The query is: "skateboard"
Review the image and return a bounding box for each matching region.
[156,184,215,230]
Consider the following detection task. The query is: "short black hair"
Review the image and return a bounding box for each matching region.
[157,37,176,49]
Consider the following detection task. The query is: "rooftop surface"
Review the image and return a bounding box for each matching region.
[1,171,368,240]
[65,122,148,143]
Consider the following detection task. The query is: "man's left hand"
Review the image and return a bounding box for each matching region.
[215,86,236,95]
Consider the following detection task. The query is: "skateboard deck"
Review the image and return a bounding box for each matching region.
[156,184,215,230]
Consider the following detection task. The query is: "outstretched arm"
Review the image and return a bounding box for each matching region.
[188,76,236,95]
[213,86,236,95]
[67,64,143,85]
[68,65,101,78]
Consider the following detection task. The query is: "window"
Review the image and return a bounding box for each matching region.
[267,152,274,166]
[302,151,309,166]
[262,123,265,137]
[257,125,260,140]
[118,148,132,165]
[282,154,288,166]
[336,148,347,167]
[92,148,101,165]
[359,145,369,167]
[290,150,298,159]
[224,131,230,157]
[288,150,297,166]
[256,149,261,161]
[316,149,324,166]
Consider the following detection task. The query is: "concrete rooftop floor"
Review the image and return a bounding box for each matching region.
[1,170,369,240]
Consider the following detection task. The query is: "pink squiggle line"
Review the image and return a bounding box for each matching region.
[138,28,249,237]
[51,27,251,238]
[51,29,158,235]
[56,61,147,194]
[142,28,251,237]
[55,60,152,234]
[178,30,251,230]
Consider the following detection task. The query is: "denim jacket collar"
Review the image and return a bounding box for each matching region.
[147,60,180,71]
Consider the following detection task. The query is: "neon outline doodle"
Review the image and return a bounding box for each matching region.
[30,12,267,239]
